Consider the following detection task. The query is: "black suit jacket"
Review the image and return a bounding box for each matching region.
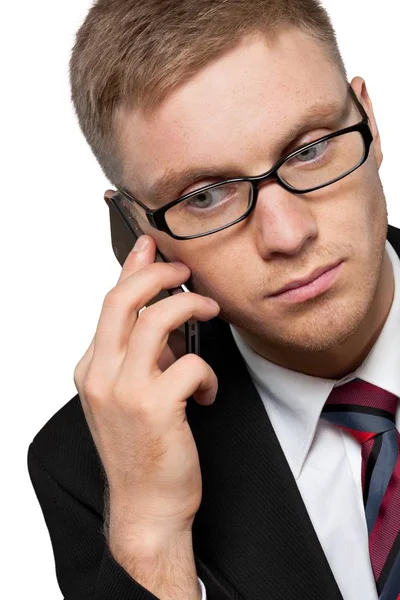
[27,223,400,600]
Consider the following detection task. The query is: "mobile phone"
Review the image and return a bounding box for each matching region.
[104,191,200,356]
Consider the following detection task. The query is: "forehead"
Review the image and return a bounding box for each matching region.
[117,27,346,193]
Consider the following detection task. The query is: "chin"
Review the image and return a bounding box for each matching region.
[227,282,373,355]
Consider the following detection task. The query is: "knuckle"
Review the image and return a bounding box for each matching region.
[73,360,85,390]
[81,368,106,407]
[180,352,205,372]
[103,286,122,308]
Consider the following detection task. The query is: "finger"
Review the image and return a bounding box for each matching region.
[91,261,192,371]
[161,352,219,407]
[75,236,172,402]
[122,291,219,379]
[116,234,156,285]
[76,235,158,388]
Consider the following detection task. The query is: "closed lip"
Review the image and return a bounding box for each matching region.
[270,260,343,296]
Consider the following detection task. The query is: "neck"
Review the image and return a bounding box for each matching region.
[236,251,395,380]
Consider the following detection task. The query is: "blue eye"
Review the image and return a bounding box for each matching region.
[189,190,215,209]
[295,140,328,163]
[187,185,234,211]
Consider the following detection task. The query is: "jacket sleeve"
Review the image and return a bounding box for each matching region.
[28,444,210,599]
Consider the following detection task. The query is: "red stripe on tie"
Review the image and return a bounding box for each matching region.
[341,426,376,444]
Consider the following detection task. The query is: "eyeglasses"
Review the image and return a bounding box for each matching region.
[116,84,373,240]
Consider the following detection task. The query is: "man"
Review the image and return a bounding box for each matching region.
[27,0,400,599]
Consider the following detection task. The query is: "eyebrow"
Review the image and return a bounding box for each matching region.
[144,95,351,205]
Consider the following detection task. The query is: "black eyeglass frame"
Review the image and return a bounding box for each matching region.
[116,84,373,240]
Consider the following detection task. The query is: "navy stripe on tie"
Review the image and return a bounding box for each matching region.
[365,429,398,534]
[322,411,395,436]
[377,530,400,597]
[323,404,396,423]
[364,435,382,507]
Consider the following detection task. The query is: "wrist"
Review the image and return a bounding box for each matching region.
[108,528,200,600]
[108,500,195,558]
[108,523,195,563]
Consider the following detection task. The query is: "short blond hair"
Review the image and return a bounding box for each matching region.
[69,0,346,187]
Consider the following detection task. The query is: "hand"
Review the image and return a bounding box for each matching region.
[73,235,220,552]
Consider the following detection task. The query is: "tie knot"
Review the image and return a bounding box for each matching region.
[321,378,398,443]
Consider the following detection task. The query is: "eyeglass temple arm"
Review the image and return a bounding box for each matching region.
[348,83,369,122]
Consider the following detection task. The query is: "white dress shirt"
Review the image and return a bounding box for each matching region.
[198,239,400,600]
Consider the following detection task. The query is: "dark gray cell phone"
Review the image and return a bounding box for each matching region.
[104,191,200,356]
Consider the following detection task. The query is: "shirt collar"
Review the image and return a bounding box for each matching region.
[230,240,400,479]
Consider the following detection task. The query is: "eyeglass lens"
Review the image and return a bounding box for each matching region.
[164,130,365,237]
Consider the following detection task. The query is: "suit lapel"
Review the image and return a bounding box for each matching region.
[187,317,343,599]
[387,224,400,258]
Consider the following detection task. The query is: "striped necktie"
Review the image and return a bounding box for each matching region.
[320,378,400,600]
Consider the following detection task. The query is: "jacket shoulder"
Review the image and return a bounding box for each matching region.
[28,393,105,514]
[388,223,400,252]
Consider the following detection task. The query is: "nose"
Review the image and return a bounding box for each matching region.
[251,181,318,258]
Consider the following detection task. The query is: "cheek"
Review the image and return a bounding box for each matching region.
[318,162,386,247]
[190,257,230,297]
[153,235,231,298]
[187,243,247,301]
[322,171,387,302]
[355,151,387,223]
[352,171,387,258]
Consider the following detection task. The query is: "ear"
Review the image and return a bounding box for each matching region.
[350,76,383,168]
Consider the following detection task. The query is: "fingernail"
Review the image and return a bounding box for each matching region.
[170,261,190,270]
[206,298,219,310]
[133,236,149,252]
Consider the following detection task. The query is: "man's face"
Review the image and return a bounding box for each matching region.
[115,28,388,359]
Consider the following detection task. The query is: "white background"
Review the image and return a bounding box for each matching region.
[2,0,399,596]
